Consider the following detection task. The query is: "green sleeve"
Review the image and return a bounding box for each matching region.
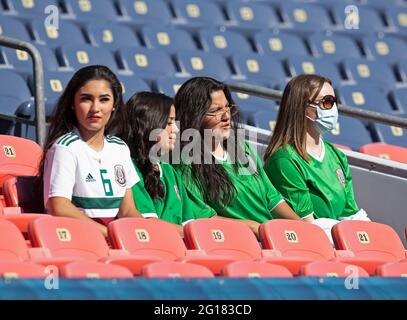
[333,148,360,217]
[248,144,284,213]
[264,156,314,218]
[173,164,217,220]
[131,164,158,216]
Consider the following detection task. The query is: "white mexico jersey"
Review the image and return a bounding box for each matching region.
[43,130,140,218]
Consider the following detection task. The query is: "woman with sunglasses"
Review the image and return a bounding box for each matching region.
[263,74,370,231]
[174,77,301,237]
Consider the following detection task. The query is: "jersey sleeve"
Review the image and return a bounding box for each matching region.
[174,164,217,221]
[131,163,158,218]
[43,144,77,206]
[247,144,284,214]
[333,148,360,217]
[264,156,314,218]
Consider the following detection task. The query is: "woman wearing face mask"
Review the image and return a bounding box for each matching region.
[115,92,216,236]
[263,74,370,232]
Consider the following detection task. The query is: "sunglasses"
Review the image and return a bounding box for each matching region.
[309,95,337,110]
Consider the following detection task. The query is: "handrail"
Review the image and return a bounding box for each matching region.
[0,35,45,146]
[228,82,407,128]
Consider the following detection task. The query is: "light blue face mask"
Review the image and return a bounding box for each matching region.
[307,103,339,135]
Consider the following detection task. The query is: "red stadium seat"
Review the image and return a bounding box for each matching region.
[300,261,369,277]
[221,261,293,278]
[61,261,133,279]
[2,176,44,212]
[376,262,407,277]
[141,262,214,278]
[358,143,407,164]
[28,216,162,274]
[333,143,352,151]
[0,262,47,279]
[332,221,407,273]
[260,219,390,275]
[184,218,312,275]
[0,135,42,185]
[108,218,236,274]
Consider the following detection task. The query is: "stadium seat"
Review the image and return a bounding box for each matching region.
[363,36,407,63]
[28,216,163,274]
[198,29,252,57]
[3,176,44,212]
[172,0,226,28]
[371,123,407,148]
[0,262,47,279]
[286,56,343,86]
[3,0,59,18]
[279,2,334,32]
[332,221,407,270]
[118,47,177,80]
[342,58,397,90]
[154,77,188,96]
[300,261,369,277]
[391,88,407,113]
[58,45,119,71]
[332,4,387,33]
[358,143,407,163]
[141,261,214,278]
[86,22,140,49]
[176,51,233,81]
[117,0,173,25]
[141,26,196,54]
[251,109,279,131]
[0,16,32,41]
[108,217,236,274]
[385,5,407,33]
[225,2,279,31]
[376,262,407,277]
[2,46,59,73]
[221,261,293,278]
[323,115,373,151]
[184,218,313,275]
[31,19,87,47]
[338,84,395,114]
[253,31,309,59]
[231,53,287,86]
[119,76,150,102]
[63,0,120,21]
[308,34,362,62]
[61,261,133,279]
[259,219,391,275]
[0,135,42,185]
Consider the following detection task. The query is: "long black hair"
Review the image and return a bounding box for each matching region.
[115,91,174,199]
[39,65,125,184]
[174,77,243,210]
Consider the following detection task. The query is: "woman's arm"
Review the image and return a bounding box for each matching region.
[47,196,108,237]
[117,188,143,219]
[272,201,302,221]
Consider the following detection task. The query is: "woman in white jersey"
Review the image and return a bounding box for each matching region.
[41,65,142,237]
[263,74,370,239]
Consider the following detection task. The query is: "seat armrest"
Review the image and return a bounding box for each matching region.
[261,249,282,258]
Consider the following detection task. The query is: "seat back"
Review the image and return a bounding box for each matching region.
[222,261,293,278]
[332,221,406,261]
[108,218,186,260]
[0,262,47,279]
[259,219,335,260]
[376,262,407,277]
[358,143,407,164]
[29,216,109,260]
[0,219,29,261]
[301,261,369,277]
[184,218,262,260]
[142,261,214,278]
[61,261,133,279]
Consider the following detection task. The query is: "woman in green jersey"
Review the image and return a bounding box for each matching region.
[174,77,301,237]
[263,74,370,230]
[115,92,216,236]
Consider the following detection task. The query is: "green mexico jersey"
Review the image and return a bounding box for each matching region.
[264,141,359,220]
[132,162,215,225]
[174,144,284,223]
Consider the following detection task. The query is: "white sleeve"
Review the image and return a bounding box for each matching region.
[43,145,77,207]
[123,145,140,188]
[339,209,371,221]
